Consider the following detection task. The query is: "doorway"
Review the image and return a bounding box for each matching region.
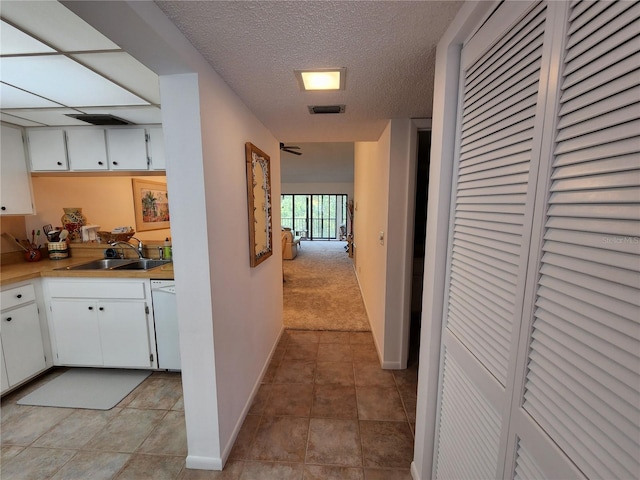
[281,194,348,240]
[408,130,431,366]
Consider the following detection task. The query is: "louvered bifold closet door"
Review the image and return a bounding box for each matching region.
[516,1,640,479]
[434,2,548,479]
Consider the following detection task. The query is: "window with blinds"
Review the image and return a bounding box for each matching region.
[522,1,640,479]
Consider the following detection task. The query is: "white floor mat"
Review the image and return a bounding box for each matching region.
[17,368,151,410]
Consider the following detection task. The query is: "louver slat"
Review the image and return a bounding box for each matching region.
[558,86,640,127]
[443,1,545,387]
[565,1,639,60]
[435,350,501,480]
[522,2,640,478]
[514,441,546,480]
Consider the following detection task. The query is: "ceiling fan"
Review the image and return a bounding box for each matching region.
[280,142,302,156]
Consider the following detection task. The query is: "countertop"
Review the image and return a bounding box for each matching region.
[1,256,174,287]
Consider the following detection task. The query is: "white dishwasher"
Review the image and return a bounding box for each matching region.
[151,280,181,370]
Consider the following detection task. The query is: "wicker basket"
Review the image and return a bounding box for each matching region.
[96,230,135,244]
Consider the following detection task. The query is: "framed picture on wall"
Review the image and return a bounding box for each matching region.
[132,179,170,231]
[245,142,273,267]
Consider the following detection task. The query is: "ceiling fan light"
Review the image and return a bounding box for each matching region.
[295,68,346,91]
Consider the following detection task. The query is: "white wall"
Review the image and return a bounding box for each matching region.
[281,182,353,198]
[384,119,417,369]
[354,120,417,369]
[26,175,171,242]
[354,126,390,363]
[64,1,283,470]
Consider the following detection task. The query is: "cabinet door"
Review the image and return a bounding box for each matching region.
[0,338,9,393]
[98,301,151,368]
[50,300,103,366]
[147,127,166,170]
[66,129,108,170]
[27,129,68,171]
[0,125,34,215]
[1,303,46,385]
[106,129,148,170]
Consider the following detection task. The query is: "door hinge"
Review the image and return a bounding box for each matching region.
[150,353,154,363]
[145,305,150,314]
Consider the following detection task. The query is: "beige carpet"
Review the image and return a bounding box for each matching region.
[283,241,370,331]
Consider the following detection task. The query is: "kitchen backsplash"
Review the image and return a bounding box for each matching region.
[25,175,171,243]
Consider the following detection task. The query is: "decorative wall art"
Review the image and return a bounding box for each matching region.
[132,179,170,231]
[245,142,273,267]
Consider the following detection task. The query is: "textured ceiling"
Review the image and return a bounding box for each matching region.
[155,1,463,143]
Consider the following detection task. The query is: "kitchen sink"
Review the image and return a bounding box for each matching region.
[57,258,171,271]
[112,259,172,270]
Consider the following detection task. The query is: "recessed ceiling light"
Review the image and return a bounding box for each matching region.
[295,68,346,91]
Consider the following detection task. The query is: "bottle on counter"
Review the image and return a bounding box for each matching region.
[162,237,172,260]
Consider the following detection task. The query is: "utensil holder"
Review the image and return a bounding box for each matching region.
[48,241,69,260]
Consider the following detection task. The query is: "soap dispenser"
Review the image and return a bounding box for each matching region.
[162,237,172,260]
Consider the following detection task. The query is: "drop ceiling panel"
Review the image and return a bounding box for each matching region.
[0,0,120,52]
[0,83,62,109]
[0,56,149,107]
[1,112,43,127]
[72,52,161,104]
[0,21,55,55]
[2,108,91,126]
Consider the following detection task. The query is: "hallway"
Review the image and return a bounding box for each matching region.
[225,329,416,479]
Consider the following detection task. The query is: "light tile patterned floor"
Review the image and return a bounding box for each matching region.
[1,330,417,479]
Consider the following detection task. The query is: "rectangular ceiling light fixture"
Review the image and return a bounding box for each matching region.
[295,68,346,91]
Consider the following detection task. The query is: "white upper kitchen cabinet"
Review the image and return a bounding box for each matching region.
[106,128,148,170]
[27,129,69,171]
[66,128,108,170]
[147,127,166,170]
[0,124,34,215]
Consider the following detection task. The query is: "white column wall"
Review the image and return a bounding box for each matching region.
[64,1,283,470]
[354,120,417,369]
[384,119,417,369]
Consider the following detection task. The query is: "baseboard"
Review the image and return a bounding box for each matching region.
[185,455,223,471]
[219,326,285,466]
[411,460,420,479]
[381,359,403,369]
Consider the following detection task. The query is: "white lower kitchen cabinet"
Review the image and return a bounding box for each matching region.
[44,278,157,369]
[98,301,150,367]
[47,299,103,366]
[0,340,9,392]
[1,281,49,394]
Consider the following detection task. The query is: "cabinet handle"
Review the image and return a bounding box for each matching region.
[5,317,11,322]
[57,161,62,166]
[98,161,104,165]
[1,206,6,211]
[112,161,118,165]
[16,294,22,299]
[99,307,104,311]
[88,306,94,310]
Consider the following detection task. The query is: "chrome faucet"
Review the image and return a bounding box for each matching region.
[110,237,144,259]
